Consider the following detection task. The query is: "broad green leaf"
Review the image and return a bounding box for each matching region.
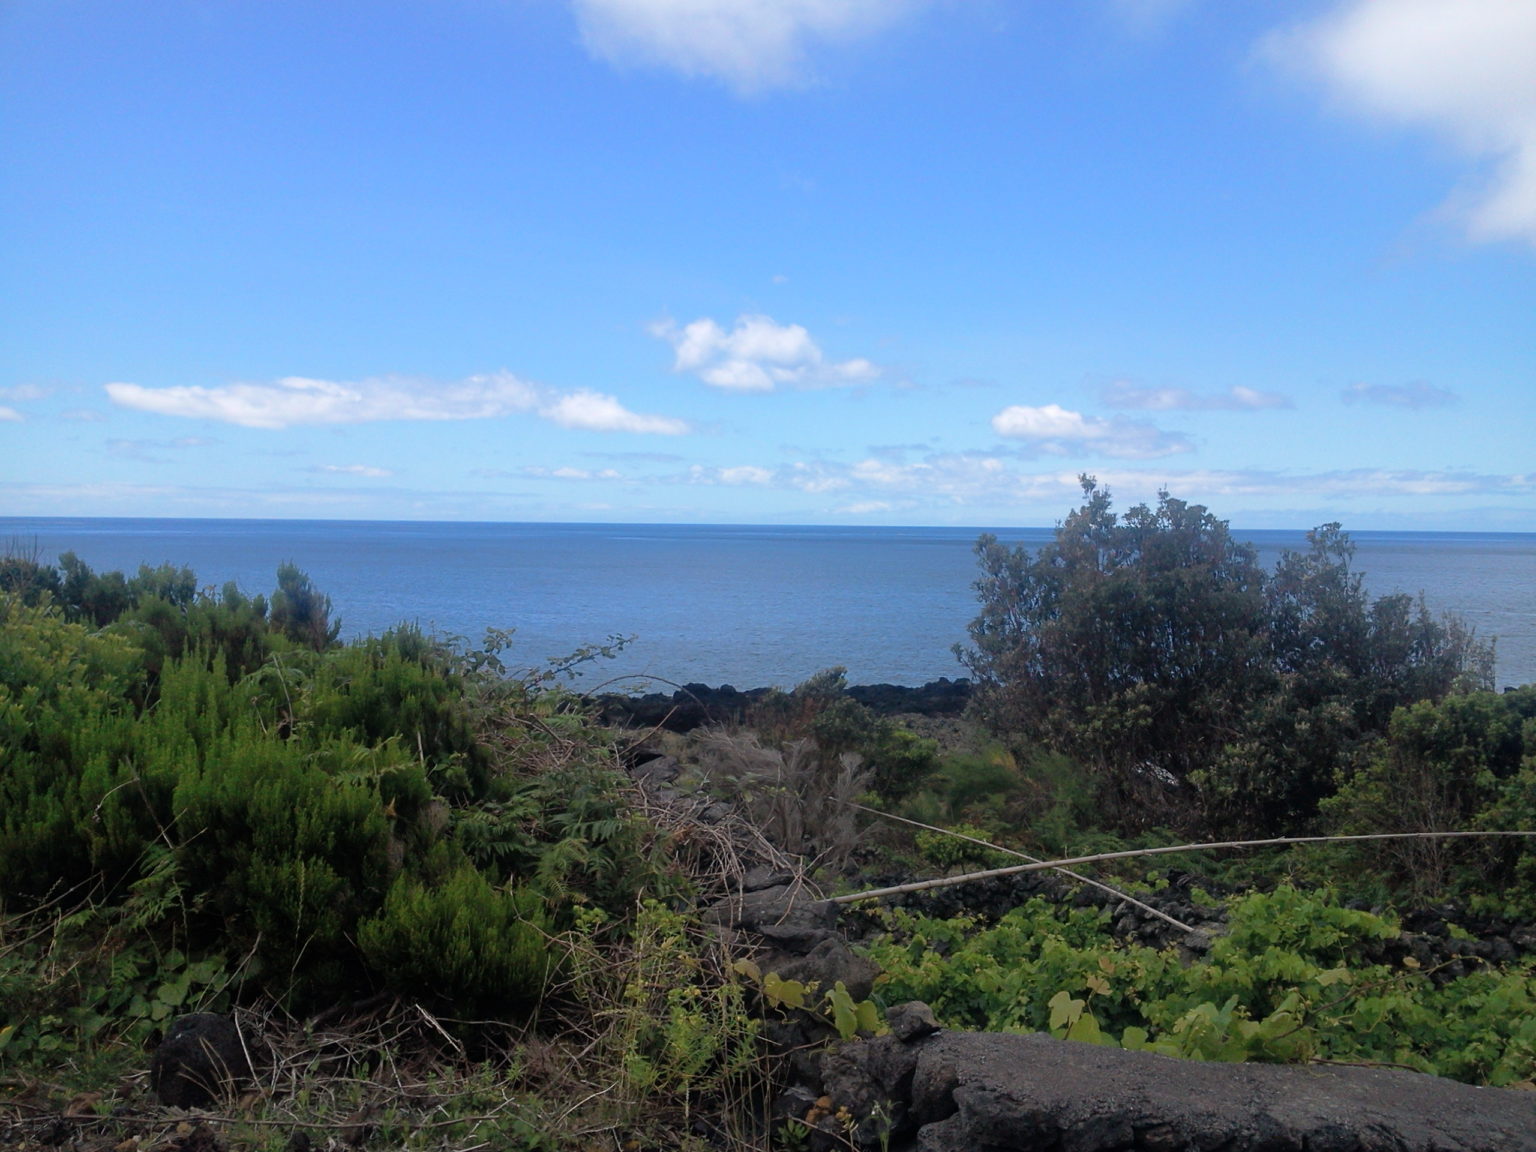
[1065,1011,1106,1045]
[762,972,807,1010]
[1048,990,1084,1034]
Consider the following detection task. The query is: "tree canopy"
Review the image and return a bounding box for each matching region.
[959,478,1494,832]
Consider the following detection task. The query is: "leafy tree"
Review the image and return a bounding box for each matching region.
[269,561,340,651]
[58,551,132,627]
[0,543,61,603]
[959,478,1268,827]
[961,481,1494,834]
[1202,526,1494,834]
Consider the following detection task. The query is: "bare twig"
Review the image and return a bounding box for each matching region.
[842,801,1197,934]
[415,1004,466,1057]
[831,830,1536,904]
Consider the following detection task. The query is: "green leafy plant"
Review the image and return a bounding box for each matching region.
[861,885,1536,1085]
[732,959,884,1041]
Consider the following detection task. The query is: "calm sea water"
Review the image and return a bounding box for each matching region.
[2,519,1532,690]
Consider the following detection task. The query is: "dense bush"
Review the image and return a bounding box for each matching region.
[960,478,1496,834]
[960,480,1268,828]
[359,865,557,1014]
[0,596,142,896]
[0,558,672,1018]
[1322,686,1536,913]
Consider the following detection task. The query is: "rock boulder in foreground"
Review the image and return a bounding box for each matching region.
[819,1026,1536,1151]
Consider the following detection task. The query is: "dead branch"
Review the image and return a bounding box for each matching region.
[831,829,1536,905]
[842,801,1196,933]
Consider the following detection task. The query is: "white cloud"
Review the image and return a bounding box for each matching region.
[540,389,690,434]
[584,449,689,464]
[1102,381,1292,411]
[315,464,395,478]
[570,0,922,94]
[990,403,1192,459]
[0,384,48,402]
[718,465,774,485]
[106,372,542,429]
[522,465,625,481]
[12,465,1529,525]
[1089,467,1536,501]
[655,314,881,392]
[105,372,689,435]
[0,406,23,422]
[992,404,1102,440]
[684,464,775,486]
[674,454,1088,507]
[1268,0,1536,247]
[1341,381,1457,409]
[785,461,853,493]
[1228,386,1292,410]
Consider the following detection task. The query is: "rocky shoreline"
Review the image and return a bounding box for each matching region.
[592,677,973,733]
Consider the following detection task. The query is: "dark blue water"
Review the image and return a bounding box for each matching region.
[2,519,1532,689]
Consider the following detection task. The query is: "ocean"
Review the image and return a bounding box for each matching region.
[2,518,1533,690]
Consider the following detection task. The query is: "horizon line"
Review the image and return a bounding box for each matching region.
[3,512,1534,539]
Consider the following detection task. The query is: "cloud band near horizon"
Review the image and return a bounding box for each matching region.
[104,373,690,435]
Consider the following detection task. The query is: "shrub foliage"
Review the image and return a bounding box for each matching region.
[960,477,1497,834]
[0,555,668,1023]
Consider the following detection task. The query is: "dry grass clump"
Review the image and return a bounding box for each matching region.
[678,729,870,875]
[2,914,783,1152]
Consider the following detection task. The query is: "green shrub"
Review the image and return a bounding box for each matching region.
[0,597,143,897]
[1323,688,1536,910]
[171,734,397,1000]
[0,559,680,1026]
[358,866,558,1014]
[933,746,1022,816]
[913,823,1012,871]
[269,562,340,650]
[865,728,941,803]
[297,627,490,800]
[0,547,61,603]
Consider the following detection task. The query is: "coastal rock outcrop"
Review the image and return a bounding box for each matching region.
[817,1026,1536,1151]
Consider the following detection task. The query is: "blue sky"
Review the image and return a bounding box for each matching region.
[2,0,1533,530]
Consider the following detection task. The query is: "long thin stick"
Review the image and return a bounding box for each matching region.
[831,829,1536,905]
[843,801,1196,934]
